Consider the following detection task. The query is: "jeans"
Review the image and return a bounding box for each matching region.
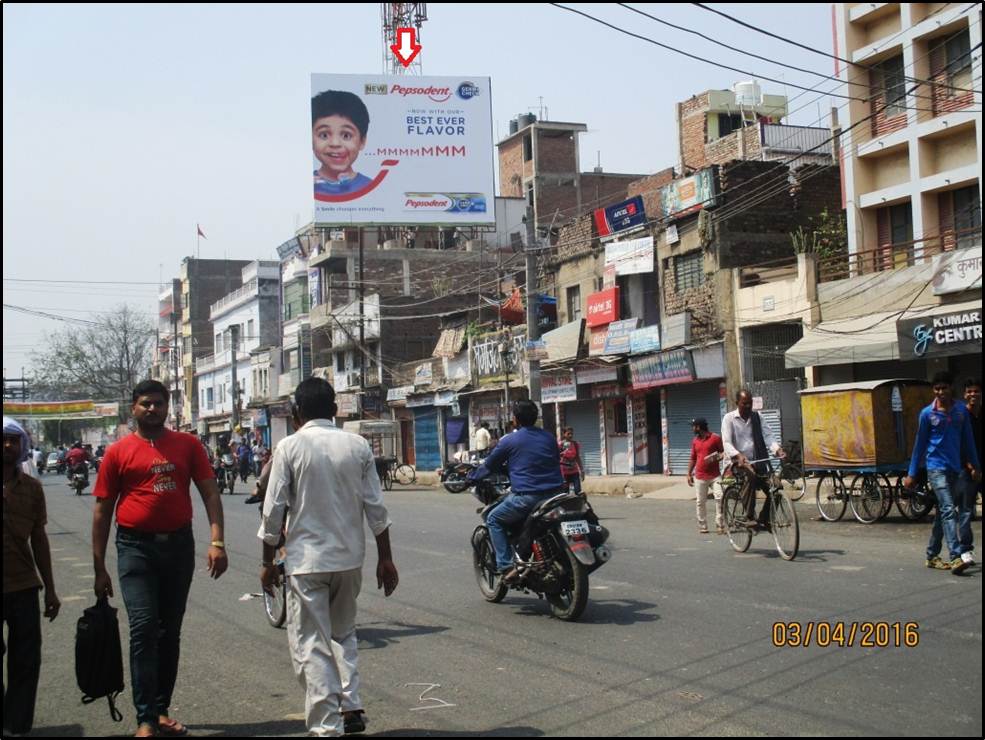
[116,527,196,727]
[487,492,552,571]
[926,469,961,562]
[564,473,582,495]
[957,471,979,555]
[2,587,41,734]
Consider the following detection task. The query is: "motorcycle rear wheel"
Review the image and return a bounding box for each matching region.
[443,473,470,494]
[472,528,507,603]
[547,547,589,622]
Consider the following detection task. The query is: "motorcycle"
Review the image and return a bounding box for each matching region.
[69,464,90,496]
[215,453,237,495]
[440,460,476,493]
[441,450,491,493]
[469,476,611,622]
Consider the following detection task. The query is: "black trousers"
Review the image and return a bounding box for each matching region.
[3,587,42,734]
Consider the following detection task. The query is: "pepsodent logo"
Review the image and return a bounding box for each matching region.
[457,81,481,100]
[389,84,452,102]
[404,193,487,213]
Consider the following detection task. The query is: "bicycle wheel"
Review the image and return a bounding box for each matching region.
[263,565,287,629]
[382,469,393,491]
[877,474,894,520]
[898,473,934,520]
[395,463,416,485]
[770,490,799,561]
[849,473,883,524]
[779,462,807,502]
[815,472,847,522]
[723,485,752,553]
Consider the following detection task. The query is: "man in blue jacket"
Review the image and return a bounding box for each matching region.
[904,371,981,575]
[469,400,565,582]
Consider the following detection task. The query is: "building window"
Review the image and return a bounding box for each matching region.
[247,319,255,343]
[523,134,532,162]
[941,30,973,95]
[336,352,345,373]
[215,333,222,353]
[566,285,581,323]
[674,251,704,292]
[889,203,913,246]
[206,388,214,409]
[876,202,914,269]
[872,55,906,118]
[953,187,982,250]
[715,113,744,140]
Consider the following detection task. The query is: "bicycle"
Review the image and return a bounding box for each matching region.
[258,506,288,629]
[263,557,287,629]
[778,441,807,502]
[814,470,885,524]
[723,457,799,561]
[394,462,417,485]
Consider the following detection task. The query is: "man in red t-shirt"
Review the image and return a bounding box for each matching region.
[687,418,725,535]
[92,380,228,738]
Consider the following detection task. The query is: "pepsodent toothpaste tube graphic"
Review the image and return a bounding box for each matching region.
[404,193,487,213]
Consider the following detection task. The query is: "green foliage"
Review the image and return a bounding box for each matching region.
[791,208,848,260]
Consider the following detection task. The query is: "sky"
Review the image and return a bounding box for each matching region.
[2,2,839,376]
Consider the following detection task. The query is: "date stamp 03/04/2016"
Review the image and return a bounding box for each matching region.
[772,621,920,648]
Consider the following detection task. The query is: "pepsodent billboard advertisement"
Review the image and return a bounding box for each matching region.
[311,74,495,225]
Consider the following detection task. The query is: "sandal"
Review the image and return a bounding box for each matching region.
[135,724,157,738]
[157,718,189,737]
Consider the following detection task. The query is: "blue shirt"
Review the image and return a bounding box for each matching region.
[314,171,372,196]
[470,427,565,494]
[908,399,980,477]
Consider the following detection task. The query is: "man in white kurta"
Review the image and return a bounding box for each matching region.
[259,378,398,737]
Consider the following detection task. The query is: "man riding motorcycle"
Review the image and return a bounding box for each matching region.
[65,441,91,487]
[468,400,566,584]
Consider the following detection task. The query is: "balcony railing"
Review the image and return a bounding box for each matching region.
[210,278,258,319]
[818,227,981,283]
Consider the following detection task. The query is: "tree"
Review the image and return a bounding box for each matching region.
[30,304,154,419]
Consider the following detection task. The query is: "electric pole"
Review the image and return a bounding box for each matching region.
[525,208,541,404]
[230,324,240,429]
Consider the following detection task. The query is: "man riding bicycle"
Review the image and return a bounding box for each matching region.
[468,400,566,584]
[722,389,785,530]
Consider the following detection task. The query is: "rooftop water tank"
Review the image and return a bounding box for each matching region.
[733,80,763,108]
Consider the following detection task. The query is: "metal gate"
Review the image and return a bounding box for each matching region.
[748,379,804,449]
[566,400,602,476]
[666,382,724,476]
[413,407,441,472]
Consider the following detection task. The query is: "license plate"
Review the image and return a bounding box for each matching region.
[561,520,590,536]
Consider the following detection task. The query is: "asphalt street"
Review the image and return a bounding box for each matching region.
[15,473,983,737]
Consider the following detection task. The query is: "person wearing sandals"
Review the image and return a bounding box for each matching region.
[92,381,228,738]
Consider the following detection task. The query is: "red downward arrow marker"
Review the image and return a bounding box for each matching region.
[391,27,422,68]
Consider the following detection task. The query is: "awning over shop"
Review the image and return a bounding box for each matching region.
[785,300,983,368]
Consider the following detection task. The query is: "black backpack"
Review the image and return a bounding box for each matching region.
[75,596,125,722]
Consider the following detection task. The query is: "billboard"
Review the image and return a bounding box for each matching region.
[605,236,654,276]
[659,168,718,220]
[311,74,495,225]
[594,195,647,238]
[586,287,620,328]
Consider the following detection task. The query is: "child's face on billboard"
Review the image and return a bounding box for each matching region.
[313,115,365,180]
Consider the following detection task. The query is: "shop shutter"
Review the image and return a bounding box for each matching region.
[666,381,724,476]
[413,407,441,472]
[566,400,603,476]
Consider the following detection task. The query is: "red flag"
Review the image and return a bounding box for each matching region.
[197,224,207,239]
